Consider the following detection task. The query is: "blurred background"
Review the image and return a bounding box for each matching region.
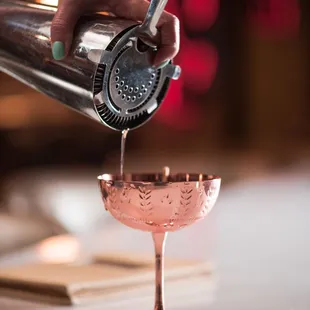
[0,0,310,301]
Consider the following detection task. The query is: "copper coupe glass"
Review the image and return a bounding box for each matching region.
[98,171,221,309]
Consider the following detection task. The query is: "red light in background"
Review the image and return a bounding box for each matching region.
[165,1,182,16]
[181,40,218,94]
[157,79,202,130]
[183,0,219,32]
[249,0,300,39]
[156,0,219,130]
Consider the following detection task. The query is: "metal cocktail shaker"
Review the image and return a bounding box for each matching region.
[0,0,181,131]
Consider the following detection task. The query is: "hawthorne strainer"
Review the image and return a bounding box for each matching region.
[88,0,181,130]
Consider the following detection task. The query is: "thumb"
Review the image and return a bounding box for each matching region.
[51,0,83,60]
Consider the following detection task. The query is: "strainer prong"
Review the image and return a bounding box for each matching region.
[136,0,169,48]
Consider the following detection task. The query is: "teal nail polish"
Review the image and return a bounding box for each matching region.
[52,41,65,60]
[156,60,170,69]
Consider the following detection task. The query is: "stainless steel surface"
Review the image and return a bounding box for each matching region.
[136,0,168,48]
[109,50,158,110]
[0,0,180,131]
[90,30,181,130]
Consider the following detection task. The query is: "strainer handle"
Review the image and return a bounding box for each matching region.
[138,0,168,40]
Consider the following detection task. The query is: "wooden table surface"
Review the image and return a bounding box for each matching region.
[1,167,310,310]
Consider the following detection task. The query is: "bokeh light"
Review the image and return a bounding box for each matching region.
[157,0,219,130]
[248,0,301,39]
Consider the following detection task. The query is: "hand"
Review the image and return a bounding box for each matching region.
[51,0,180,66]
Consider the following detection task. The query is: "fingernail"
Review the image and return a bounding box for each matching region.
[52,41,65,60]
[156,60,170,69]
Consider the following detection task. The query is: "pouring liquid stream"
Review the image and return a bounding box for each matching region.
[120,129,129,178]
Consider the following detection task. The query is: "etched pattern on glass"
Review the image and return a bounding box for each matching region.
[99,174,221,233]
[98,172,221,310]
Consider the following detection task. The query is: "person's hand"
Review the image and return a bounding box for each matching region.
[51,0,180,67]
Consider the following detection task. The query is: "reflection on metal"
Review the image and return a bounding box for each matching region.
[35,0,58,6]
[0,0,181,131]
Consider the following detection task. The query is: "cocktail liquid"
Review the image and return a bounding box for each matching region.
[120,129,129,177]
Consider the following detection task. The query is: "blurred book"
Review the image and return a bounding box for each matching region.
[0,252,213,306]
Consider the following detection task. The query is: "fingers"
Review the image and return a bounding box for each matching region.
[153,15,180,66]
[112,0,180,66]
[51,0,84,60]
[50,0,180,66]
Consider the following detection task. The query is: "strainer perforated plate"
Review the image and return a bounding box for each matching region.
[90,26,181,131]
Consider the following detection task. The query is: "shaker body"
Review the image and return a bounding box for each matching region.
[0,0,137,123]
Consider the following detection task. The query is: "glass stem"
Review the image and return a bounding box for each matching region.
[152,232,167,310]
